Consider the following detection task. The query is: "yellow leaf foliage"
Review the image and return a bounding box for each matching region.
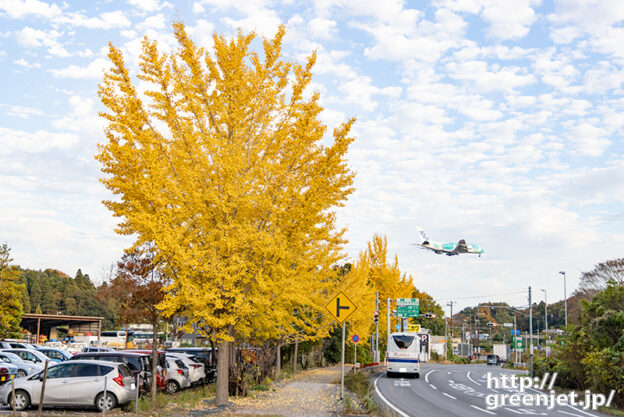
[96,23,356,344]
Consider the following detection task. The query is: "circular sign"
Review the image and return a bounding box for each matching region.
[351,334,360,343]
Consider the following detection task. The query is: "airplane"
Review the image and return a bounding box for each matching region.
[413,227,484,257]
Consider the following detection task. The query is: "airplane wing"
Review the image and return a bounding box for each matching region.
[453,239,468,254]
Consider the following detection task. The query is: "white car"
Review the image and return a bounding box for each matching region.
[1,349,52,365]
[0,352,42,378]
[0,360,138,411]
[164,358,190,394]
[165,353,205,385]
[66,343,88,355]
[43,342,65,350]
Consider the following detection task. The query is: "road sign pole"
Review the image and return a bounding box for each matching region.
[529,286,533,378]
[375,291,379,363]
[340,322,345,400]
[354,342,357,373]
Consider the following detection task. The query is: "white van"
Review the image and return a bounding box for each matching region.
[386,332,420,378]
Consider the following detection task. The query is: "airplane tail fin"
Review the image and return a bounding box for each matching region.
[416,227,430,244]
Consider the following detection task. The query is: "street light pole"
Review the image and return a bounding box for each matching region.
[540,289,548,335]
[559,271,567,328]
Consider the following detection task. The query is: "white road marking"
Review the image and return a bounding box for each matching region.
[565,406,598,417]
[374,375,410,417]
[429,383,437,390]
[425,369,435,383]
[559,411,585,417]
[448,372,452,375]
[467,371,482,386]
[471,405,496,415]
[504,408,523,414]
[443,392,457,400]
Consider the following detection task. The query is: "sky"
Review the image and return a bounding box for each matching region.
[1,0,624,315]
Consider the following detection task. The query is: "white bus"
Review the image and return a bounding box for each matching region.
[386,332,421,378]
[99,330,127,345]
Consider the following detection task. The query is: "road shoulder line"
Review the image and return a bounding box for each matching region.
[374,374,410,417]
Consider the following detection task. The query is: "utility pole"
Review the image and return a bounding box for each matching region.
[529,286,533,378]
[375,291,379,362]
[513,312,518,364]
[444,315,448,360]
[386,297,391,358]
[541,289,548,336]
[559,271,568,328]
[446,301,454,358]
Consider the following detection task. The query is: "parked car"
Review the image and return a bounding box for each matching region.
[37,348,72,362]
[70,352,152,394]
[0,360,137,411]
[166,347,216,382]
[164,357,190,394]
[0,363,18,384]
[42,342,65,350]
[82,347,115,353]
[486,354,501,366]
[66,343,88,355]
[1,349,58,364]
[0,352,42,378]
[125,350,168,390]
[7,342,38,350]
[165,352,205,385]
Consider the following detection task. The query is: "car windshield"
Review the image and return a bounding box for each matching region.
[487,355,496,359]
[392,335,415,349]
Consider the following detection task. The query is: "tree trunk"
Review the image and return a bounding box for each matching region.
[215,339,230,406]
[151,320,158,407]
[276,341,281,377]
[293,341,298,373]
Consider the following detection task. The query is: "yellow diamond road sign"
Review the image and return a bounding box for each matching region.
[325,291,357,323]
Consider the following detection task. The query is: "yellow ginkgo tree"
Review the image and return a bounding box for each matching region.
[96,22,355,405]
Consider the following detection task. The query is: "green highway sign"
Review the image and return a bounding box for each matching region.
[512,336,523,349]
[396,298,420,318]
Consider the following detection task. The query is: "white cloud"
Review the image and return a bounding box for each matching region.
[0,0,62,19]
[445,60,536,93]
[0,127,79,154]
[137,14,166,31]
[13,57,41,68]
[567,122,610,157]
[307,18,336,40]
[49,57,109,79]
[15,27,70,57]
[5,104,43,118]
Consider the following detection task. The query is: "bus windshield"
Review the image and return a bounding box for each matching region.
[392,335,415,350]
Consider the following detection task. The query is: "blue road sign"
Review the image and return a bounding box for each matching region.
[510,330,520,335]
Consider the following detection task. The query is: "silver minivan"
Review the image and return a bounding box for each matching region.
[0,360,137,411]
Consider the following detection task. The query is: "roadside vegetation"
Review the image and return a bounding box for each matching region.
[533,259,624,409]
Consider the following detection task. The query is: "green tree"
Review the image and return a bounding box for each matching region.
[0,243,25,338]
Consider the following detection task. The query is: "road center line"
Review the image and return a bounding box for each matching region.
[566,405,598,417]
[425,369,435,383]
[429,383,437,390]
[467,371,482,386]
[471,405,496,415]
[443,392,457,400]
[374,375,410,417]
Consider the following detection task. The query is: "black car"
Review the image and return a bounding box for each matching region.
[69,352,152,392]
[166,348,216,383]
[486,354,501,366]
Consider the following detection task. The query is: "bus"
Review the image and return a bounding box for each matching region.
[99,330,127,345]
[386,331,421,379]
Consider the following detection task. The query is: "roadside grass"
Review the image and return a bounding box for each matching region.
[344,370,378,414]
[122,383,216,414]
[599,406,624,416]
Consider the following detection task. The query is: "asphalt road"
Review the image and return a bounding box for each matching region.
[374,363,609,417]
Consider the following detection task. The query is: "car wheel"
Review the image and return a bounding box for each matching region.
[95,392,118,411]
[386,371,394,378]
[166,380,180,394]
[17,370,27,378]
[11,389,31,411]
[414,372,420,379]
